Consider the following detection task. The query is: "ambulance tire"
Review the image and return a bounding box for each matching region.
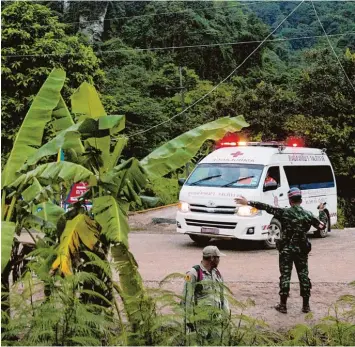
[314,211,330,238]
[189,234,211,245]
[264,219,282,249]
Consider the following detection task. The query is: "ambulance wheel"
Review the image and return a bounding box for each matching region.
[264,219,282,249]
[314,211,330,238]
[189,234,211,245]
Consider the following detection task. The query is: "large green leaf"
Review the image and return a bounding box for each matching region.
[2,68,66,188]
[33,202,65,227]
[92,196,129,247]
[51,96,84,154]
[71,82,106,120]
[140,115,249,178]
[24,116,125,168]
[100,158,147,198]
[111,244,152,326]
[1,221,15,272]
[99,115,125,134]
[21,177,54,203]
[85,136,111,174]
[8,162,94,189]
[24,123,82,167]
[108,136,128,171]
[52,96,76,133]
[52,214,99,276]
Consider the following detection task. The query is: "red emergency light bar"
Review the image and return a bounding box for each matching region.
[216,134,305,149]
[285,136,305,148]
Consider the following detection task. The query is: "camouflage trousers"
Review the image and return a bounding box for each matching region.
[279,247,312,298]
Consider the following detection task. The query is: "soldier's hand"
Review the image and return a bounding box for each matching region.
[234,196,248,205]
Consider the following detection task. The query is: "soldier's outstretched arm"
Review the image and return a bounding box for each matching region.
[235,196,285,218]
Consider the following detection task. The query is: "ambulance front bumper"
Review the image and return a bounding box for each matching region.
[176,210,270,240]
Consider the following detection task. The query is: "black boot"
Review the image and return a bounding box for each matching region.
[302,297,311,313]
[275,294,287,314]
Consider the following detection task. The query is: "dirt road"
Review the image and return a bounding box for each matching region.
[129,226,355,330]
[18,207,355,331]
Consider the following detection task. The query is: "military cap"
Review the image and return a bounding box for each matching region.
[288,187,302,198]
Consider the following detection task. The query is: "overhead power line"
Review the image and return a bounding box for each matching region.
[311,1,355,92]
[75,2,260,25]
[100,32,353,53]
[3,32,353,58]
[127,0,306,138]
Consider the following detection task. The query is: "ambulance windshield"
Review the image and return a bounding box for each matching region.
[186,163,264,188]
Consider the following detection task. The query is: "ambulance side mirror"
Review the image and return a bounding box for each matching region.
[263,181,278,192]
[178,178,186,186]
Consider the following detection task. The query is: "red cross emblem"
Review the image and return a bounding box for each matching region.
[231,151,243,158]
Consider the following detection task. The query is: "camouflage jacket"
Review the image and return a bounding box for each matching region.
[248,202,327,248]
[182,263,229,320]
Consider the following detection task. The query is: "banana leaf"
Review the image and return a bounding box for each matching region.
[51,96,84,154]
[140,195,160,207]
[92,196,129,247]
[71,82,106,120]
[99,115,125,134]
[2,68,66,188]
[8,161,94,189]
[107,136,128,171]
[140,115,249,178]
[21,177,47,202]
[24,124,81,168]
[85,137,111,174]
[51,214,99,275]
[33,202,65,227]
[100,158,147,198]
[111,243,152,326]
[1,221,16,272]
[24,116,125,168]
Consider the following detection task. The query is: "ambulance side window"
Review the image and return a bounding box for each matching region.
[284,165,335,190]
[265,166,280,186]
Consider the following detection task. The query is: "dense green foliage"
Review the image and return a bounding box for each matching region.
[2,0,355,224]
[1,2,104,160]
[2,261,355,346]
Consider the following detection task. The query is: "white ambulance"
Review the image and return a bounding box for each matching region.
[176,142,337,248]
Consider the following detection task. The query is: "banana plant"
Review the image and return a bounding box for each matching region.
[2,69,250,333]
[1,69,68,276]
[140,115,249,178]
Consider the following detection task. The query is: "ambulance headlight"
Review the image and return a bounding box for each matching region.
[178,201,190,213]
[235,206,260,216]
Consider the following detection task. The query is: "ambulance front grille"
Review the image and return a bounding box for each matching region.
[190,204,236,215]
[185,219,237,229]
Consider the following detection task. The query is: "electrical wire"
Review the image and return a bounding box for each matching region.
[3,32,353,58]
[311,0,355,92]
[126,0,306,138]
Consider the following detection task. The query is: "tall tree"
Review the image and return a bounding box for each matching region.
[1,1,104,160]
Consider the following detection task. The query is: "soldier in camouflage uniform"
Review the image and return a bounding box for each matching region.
[235,188,327,314]
[182,246,230,343]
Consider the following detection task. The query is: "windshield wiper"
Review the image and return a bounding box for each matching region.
[189,174,222,186]
[222,176,255,187]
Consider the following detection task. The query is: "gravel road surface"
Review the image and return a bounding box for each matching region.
[129,226,355,330]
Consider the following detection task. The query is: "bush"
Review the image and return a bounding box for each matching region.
[146,177,180,206]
